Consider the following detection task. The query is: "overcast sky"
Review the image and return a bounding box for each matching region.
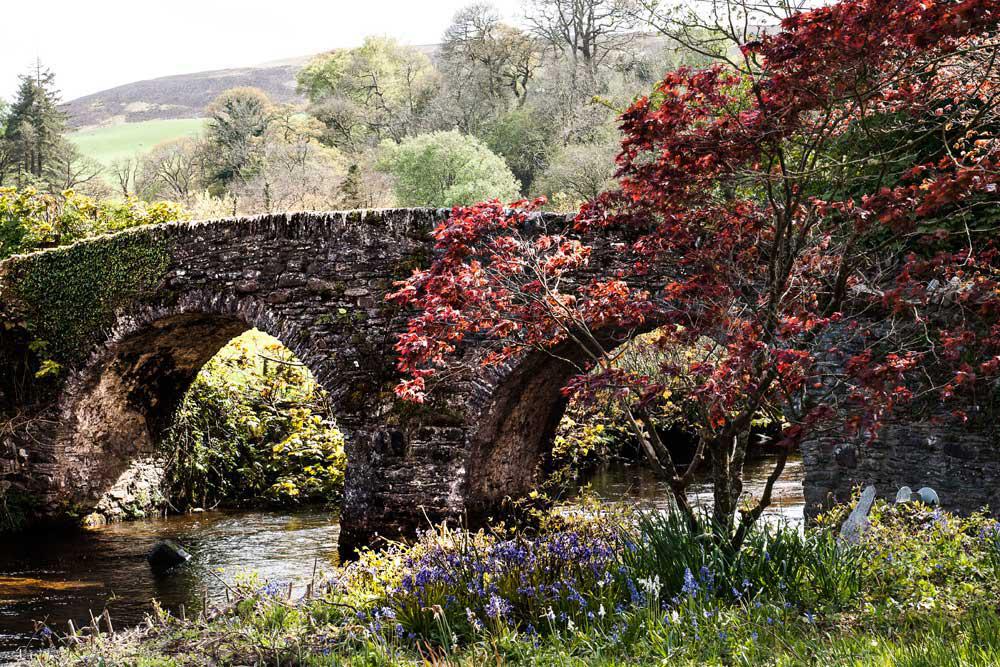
[1,0,525,102]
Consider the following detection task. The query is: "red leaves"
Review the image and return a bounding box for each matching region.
[392,0,1000,451]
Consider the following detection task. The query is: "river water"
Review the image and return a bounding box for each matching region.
[0,457,803,661]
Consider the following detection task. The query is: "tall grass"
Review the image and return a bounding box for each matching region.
[622,509,865,610]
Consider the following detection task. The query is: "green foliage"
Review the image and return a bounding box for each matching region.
[481,109,551,192]
[548,414,624,489]
[3,225,172,367]
[820,499,1000,615]
[203,87,274,188]
[163,330,346,509]
[298,37,439,152]
[624,509,866,611]
[0,187,187,373]
[3,63,67,185]
[377,130,520,207]
[0,186,187,258]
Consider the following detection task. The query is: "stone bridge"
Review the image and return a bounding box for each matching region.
[0,209,644,555]
[0,209,994,555]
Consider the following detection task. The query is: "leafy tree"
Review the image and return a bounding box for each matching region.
[535,138,618,205]
[0,98,11,186]
[230,138,347,214]
[389,0,1000,548]
[137,137,205,202]
[377,130,520,206]
[481,108,552,192]
[203,87,273,189]
[440,5,541,114]
[297,37,439,151]
[164,330,346,509]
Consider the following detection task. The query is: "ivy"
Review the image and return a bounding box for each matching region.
[2,229,172,367]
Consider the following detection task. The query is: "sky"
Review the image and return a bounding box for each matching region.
[1,0,525,102]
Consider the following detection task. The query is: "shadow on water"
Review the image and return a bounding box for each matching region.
[0,509,341,660]
[0,456,805,660]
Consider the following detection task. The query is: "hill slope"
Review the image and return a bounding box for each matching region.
[63,62,308,129]
[68,119,206,166]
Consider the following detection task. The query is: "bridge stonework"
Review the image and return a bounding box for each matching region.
[0,209,993,554]
[0,209,600,555]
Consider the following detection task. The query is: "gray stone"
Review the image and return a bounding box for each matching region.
[839,485,876,544]
[0,209,632,559]
[801,327,1000,522]
[148,539,191,574]
[915,487,940,506]
[895,486,913,503]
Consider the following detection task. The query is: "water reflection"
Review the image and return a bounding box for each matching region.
[576,455,805,524]
[0,509,340,660]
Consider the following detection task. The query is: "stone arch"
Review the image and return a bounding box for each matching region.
[461,325,665,518]
[463,351,579,518]
[44,292,349,521]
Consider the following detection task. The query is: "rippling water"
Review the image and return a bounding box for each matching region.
[0,510,341,661]
[0,456,804,661]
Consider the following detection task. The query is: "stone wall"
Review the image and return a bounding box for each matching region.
[802,418,1000,519]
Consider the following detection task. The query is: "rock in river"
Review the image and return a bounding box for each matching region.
[147,540,191,574]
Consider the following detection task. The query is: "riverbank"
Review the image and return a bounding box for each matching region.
[25,499,1000,666]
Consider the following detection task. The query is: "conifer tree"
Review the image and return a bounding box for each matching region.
[3,61,69,186]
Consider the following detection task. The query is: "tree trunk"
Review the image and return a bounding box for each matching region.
[711,431,748,542]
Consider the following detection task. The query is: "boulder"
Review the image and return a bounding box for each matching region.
[915,487,940,506]
[147,540,191,574]
[839,485,877,544]
[894,486,913,503]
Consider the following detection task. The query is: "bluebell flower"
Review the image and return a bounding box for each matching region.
[682,568,700,596]
[485,594,512,620]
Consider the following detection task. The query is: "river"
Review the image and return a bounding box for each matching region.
[0,456,803,661]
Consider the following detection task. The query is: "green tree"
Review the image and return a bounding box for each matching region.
[2,62,70,187]
[377,130,520,206]
[534,137,618,205]
[482,108,551,192]
[297,37,439,151]
[435,4,542,135]
[203,87,273,190]
[164,330,346,509]
[0,98,10,185]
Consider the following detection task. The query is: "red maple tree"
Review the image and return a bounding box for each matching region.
[391,0,1000,546]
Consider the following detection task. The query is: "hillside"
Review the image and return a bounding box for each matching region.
[63,61,309,129]
[68,119,206,166]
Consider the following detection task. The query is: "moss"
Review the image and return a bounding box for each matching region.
[2,230,172,366]
[0,485,36,532]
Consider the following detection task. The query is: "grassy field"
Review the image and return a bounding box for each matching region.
[68,118,205,166]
